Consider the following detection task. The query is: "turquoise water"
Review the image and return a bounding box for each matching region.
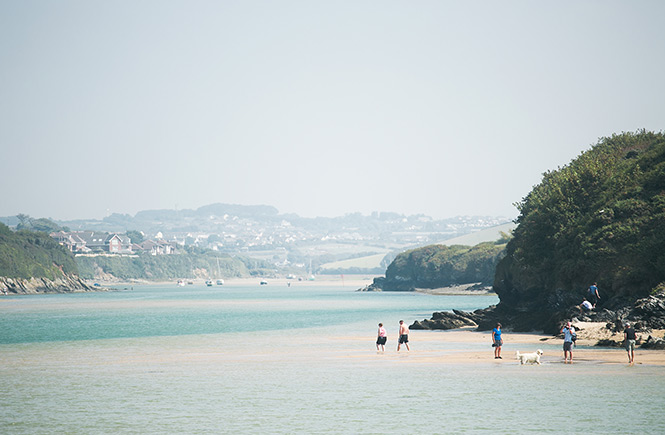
[1,284,664,434]
[0,285,497,344]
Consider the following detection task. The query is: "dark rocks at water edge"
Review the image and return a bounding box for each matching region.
[410,306,501,331]
[0,274,93,294]
[411,290,665,337]
[411,310,479,330]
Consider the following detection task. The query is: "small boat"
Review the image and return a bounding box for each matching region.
[260,280,268,285]
[177,280,185,287]
[205,279,213,287]
[216,279,224,286]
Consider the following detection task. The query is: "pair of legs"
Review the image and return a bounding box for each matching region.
[397,335,410,351]
[627,340,635,364]
[494,344,502,359]
[563,342,573,363]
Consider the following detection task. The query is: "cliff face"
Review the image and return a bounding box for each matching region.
[492,131,665,333]
[0,274,92,294]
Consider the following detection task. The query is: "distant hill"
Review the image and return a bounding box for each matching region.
[439,222,515,247]
[319,222,515,275]
[318,253,388,274]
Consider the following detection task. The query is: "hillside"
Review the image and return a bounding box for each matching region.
[0,223,78,280]
[0,223,90,294]
[75,251,276,282]
[365,237,509,292]
[492,130,665,332]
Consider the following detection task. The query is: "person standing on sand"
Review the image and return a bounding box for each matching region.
[492,323,503,359]
[397,320,410,351]
[376,323,387,351]
[561,321,575,363]
[624,322,637,364]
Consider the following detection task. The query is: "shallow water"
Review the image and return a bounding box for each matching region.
[1,285,664,434]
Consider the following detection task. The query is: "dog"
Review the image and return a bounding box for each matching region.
[516,349,543,365]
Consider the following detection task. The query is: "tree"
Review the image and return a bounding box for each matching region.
[126,230,144,244]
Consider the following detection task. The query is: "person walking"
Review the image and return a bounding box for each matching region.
[397,320,410,351]
[492,323,503,359]
[561,321,576,363]
[624,322,637,364]
[588,283,600,307]
[376,323,387,351]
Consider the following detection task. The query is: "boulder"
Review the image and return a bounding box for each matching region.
[641,335,665,350]
[410,311,477,330]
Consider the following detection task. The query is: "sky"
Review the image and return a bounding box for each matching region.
[1,1,664,221]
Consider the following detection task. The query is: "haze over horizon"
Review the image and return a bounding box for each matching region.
[2,2,663,222]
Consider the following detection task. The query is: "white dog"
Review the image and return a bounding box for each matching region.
[516,349,543,365]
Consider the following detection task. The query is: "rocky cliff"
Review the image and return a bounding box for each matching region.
[0,274,92,294]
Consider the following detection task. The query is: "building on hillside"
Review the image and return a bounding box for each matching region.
[137,239,175,255]
[50,231,133,254]
[50,231,87,252]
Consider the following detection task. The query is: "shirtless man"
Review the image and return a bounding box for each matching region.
[397,320,410,351]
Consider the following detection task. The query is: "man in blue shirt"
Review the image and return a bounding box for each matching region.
[588,283,600,307]
[561,321,576,364]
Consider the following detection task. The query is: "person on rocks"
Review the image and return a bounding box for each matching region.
[624,322,637,364]
[579,298,594,316]
[397,320,410,351]
[561,321,576,363]
[492,322,503,359]
[587,283,600,307]
[376,323,387,351]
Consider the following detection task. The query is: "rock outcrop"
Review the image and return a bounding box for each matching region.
[0,274,92,294]
[411,310,479,330]
[414,290,665,346]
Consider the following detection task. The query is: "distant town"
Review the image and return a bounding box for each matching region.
[2,203,513,273]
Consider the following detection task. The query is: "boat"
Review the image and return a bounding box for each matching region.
[205,279,213,287]
[260,280,268,285]
[216,279,224,286]
[177,280,185,287]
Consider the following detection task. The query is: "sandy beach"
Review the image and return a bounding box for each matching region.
[333,327,665,367]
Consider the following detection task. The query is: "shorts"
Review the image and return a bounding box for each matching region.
[626,339,635,352]
[376,336,387,345]
[399,334,409,344]
[563,341,573,352]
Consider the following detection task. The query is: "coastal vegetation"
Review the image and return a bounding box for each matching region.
[368,235,510,291]
[75,250,275,281]
[493,130,665,331]
[0,222,78,280]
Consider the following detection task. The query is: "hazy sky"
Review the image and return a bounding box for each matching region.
[1,1,663,221]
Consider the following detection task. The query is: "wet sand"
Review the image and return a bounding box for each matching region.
[337,328,665,366]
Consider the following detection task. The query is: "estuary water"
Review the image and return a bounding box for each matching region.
[1,284,664,434]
